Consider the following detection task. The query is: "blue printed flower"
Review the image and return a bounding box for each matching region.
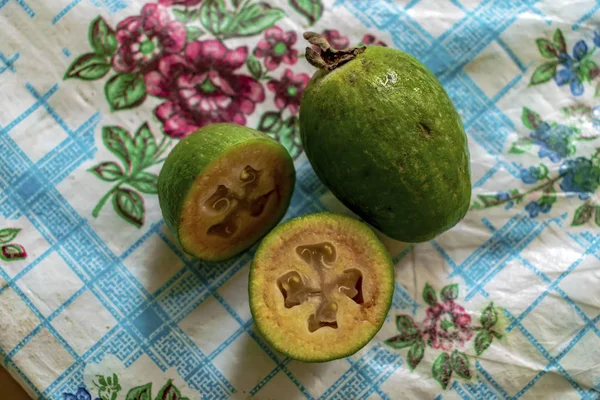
[520,166,542,184]
[63,387,99,400]
[559,157,600,200]
[594,30,600,47]
[496,191,514,210]
[529,122,575,162]
[525,201,551,218]
[555,40,588,96]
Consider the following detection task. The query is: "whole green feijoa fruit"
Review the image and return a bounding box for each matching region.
[158,123,295,262]
[299,32,471,243]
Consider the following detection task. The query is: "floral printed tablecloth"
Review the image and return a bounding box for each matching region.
[1,0,600,399]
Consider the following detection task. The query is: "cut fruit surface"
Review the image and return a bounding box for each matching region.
[250,213,395,362]
[158,123,295,261]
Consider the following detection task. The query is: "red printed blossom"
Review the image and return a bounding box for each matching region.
[113,3,186,74]
[321,29,350,50]
[254,26,299,71]
[145,40,265,138]
[384,284,501,389]
[361,34,387,47]
[423,300,473,351]
[159,0,203,6]
[267,69,310,114]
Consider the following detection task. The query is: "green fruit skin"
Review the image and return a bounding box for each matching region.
[157,123,295,261]
[300,46,471,242]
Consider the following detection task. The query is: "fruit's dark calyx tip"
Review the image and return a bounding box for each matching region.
[303,31,366,71]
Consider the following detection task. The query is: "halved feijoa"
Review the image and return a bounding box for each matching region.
[158,123,295,262]
[250,212,395,362]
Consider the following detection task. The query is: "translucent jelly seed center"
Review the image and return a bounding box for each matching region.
[277,242,364,332]
[204,165,276,238]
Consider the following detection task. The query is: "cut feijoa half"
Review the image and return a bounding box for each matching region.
[250,212,395,362]
[157,123,295,262]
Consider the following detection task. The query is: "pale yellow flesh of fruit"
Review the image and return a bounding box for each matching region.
[179,142,292,260]
[251,215,394,361]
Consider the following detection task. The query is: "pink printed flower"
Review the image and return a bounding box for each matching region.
[254,26,299,71]
[145,40,265,138]
[361,34,387,47]
[267,69,310,114]
[159,0,203,5]
[423,300,473,351]
[322,29,350,50]
[112,3,186,74]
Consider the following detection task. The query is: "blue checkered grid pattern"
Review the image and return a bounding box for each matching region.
[1,0,600,398]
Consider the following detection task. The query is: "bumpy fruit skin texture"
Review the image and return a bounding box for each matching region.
[158,123,295,261]
[249,212,395,362]
[300,46,471,242]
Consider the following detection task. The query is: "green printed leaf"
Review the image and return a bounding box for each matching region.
[156,380,184,400]
[89,161,124,182]
[595,207,600,227]
[89,16,117,57]
[289,0,323,25]
[539,185,557,206]
[132,122,158,170]
[475,193,505,208]
[554,28,566,53]
[186,26,204,41]
[0,228,20,244]
[174,8,202,23]
[64,53,111,80]
[572,204,594,226]
[536,38,557,59]
[200,0,231,35]
[173,9,188,22]
[407,340,425,371]
[522,107,542,130]
[95,373,122,400]
[102,126,134,170]
[509,142,529,154]
[440,284,458,301]
[582,60,598,84]
[278,116,303,159]
[530,61,558,85]
[125,383,151,400]
[384,335,415,350]
[451,350,472,380]
[129,172,158,194]
[224,2,285,38]
[537,164,549,180]
[432,352,452,389]
[396,315,419,336]
[113,188,145,228]
[105,72,147,111]
[246,55,263,81]
[474,330,492,355]
[0,244,27,261]
[258,111,283,133]
[384,315,421,349]
[423,283,437,306]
